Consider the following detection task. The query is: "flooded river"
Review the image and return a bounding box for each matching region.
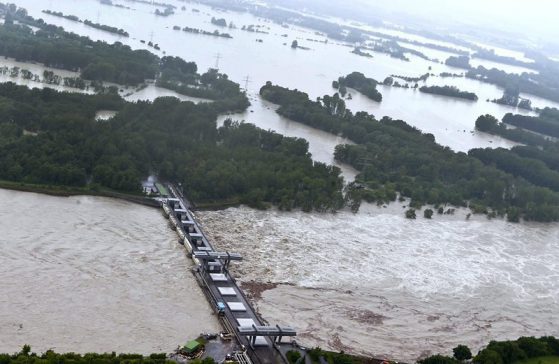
[2,0,559,360]
[197,204,559,362]
[0,189,219,354]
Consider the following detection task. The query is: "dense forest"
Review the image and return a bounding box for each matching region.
[419,85,478,101]
[260,82,559,221]
[333,72,382,102]
[0,83,343,211]
[420,336,559,364]
[502,108,559,138]
[475,114,549,146]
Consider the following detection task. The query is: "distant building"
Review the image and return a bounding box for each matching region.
[142,175,156,195]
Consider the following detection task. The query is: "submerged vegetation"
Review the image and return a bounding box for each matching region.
[0,6,247,109]
[155,57,248,112]
[0,9,157,85]
[260,82,559,221]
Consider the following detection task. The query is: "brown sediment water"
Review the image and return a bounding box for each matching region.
[0,188,220,354]
[196,204,559,362]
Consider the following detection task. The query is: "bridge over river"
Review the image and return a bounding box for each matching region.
[161,184,297,364]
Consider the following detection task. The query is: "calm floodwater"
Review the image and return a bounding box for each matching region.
[0,189,219,354]
[9,0,559,159]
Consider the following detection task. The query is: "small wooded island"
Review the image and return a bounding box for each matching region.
[333,72,382,102]
[42,10,129,36]
[419,85,478,101]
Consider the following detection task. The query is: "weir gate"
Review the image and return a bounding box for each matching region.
[161,185,297,364]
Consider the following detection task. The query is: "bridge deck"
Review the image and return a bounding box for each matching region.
[165,185,291,364]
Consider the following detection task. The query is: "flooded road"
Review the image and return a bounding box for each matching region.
[0,189,219,354]
[197,205,559,362]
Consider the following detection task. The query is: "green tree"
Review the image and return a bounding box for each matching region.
[286,350,302,364]
[476,115,499,132]
[406,208,416,219]
[419,355,459,364]
[474,349,503,364]
[453,345,473,361]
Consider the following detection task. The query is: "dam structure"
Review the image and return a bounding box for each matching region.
[161,184,297,364]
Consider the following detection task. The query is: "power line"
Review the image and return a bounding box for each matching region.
[242,75,251,91]
[214,53,222,70]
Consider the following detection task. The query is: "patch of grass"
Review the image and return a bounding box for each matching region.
[518,356,559,364]
[155,183,169,196]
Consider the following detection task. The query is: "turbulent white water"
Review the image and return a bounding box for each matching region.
[0,189,219,355]
[197,204,559,362]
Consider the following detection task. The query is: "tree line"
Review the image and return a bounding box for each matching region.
[42,10,129,36]
[475,114,549,146]
[502,109,559,139]
[259,82,559,221]
[420,336,559,364]
[0,346,172,364]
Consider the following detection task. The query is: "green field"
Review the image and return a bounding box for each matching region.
[518,356,559,364]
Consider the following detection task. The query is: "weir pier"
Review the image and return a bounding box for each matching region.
[161,184,297,364]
